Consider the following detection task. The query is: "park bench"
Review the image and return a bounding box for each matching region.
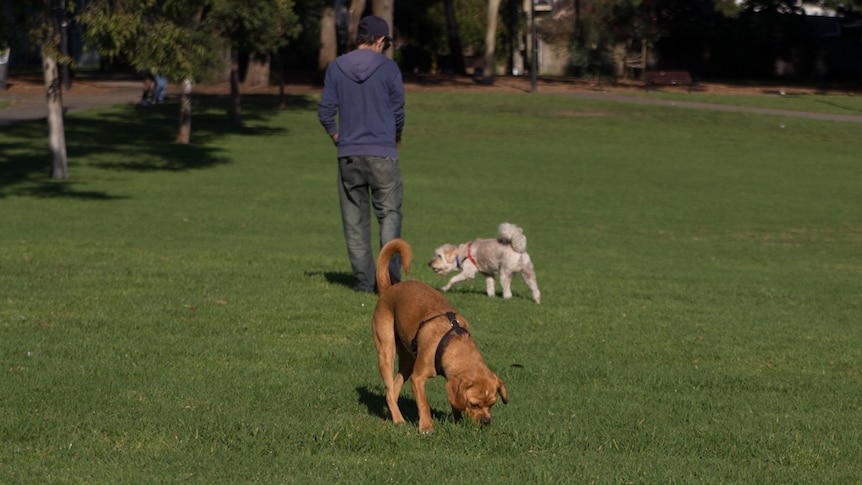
[643,70,694,90]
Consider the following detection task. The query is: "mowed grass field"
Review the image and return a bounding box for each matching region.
[1,89,861,483]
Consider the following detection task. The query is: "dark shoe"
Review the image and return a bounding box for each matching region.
[353,283,375,293]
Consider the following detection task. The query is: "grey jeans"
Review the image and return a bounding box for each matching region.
[337,155,403,290]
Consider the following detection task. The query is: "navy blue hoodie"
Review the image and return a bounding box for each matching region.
[318,49,405,160]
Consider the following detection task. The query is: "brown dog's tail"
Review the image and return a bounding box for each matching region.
[376,239,412,295]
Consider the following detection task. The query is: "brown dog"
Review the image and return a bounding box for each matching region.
[372,239,507,434]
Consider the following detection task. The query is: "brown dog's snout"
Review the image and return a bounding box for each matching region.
[480,416,491,426]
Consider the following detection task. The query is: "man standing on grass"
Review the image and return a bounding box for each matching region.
[318,15,405,293]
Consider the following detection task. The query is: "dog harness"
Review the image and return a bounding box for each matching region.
[411,311,470,377]
[457,243,478,270]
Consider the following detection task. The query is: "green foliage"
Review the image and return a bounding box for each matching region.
[396,0,503,66]
[714,0,744,16]
[0,0,29,50]
[740,0,805,14]
[79,0,220,81]
[447,0,489,54]
[78,0,300,83]
[283,0,328,67]
[397,0,448,55]
[823,0,862,15]
[204,0,300,54]
[569,31,616,77]
[0,0,74,64]
[743,0,862,16]
[2,91,862,482]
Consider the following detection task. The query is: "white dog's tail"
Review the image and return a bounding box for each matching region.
[498,222,527,253]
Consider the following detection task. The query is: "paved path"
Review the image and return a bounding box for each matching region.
[0,80,141,126]
[3,79,862,125]
[563,90,862,123]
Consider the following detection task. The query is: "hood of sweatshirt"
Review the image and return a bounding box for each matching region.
[334,49,388,83]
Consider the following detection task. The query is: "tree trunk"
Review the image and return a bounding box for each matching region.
[242,53,270,89]
[444,0,467,75]
[483,0,502,85]
[42,54,68,179]
[319,5,337,80]
[229,48,242,127]
[574,0,582,47]
[348,0,367,51]
[278,49,287,108]
[372,0,394,58]
[240,54,271,91]
[176,79,192,144]
[346,0,393,56]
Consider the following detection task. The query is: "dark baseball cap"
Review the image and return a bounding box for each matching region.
[358,15,391,41]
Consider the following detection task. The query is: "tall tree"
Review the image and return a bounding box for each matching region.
[81,1,299,135]
[482,0,501,84]
[80,0,219,144]
[444,0,467,74]
[347,0,394,54]
[319,3,338,72]
[204,0,300,127]
[41,0,69,179]
[372,0,394,57]
[5,0,74,179]
[348,0,367,51]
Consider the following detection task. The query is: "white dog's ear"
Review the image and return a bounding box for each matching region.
[444,245,459,264]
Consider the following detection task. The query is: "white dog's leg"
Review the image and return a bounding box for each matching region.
[499,271,513,299]
[442,264,477,292]
[520,258,541,304]
[485,275,496,297]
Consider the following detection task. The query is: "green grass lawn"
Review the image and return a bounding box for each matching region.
[1,91,861,483]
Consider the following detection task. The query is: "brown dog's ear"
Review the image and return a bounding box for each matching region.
[497,377,508,404]
[446,377,469,411]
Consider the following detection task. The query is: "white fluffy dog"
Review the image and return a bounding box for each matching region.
[428,223,541,303]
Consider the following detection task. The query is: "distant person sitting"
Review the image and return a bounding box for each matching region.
[153,75,167,104]
[140,74,154,105]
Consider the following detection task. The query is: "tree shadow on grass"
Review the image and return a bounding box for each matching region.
[356,385,449,424]
[0,93,316,199]
[15,181,131,200]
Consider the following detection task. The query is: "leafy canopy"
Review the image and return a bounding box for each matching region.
[79,0,300,82]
